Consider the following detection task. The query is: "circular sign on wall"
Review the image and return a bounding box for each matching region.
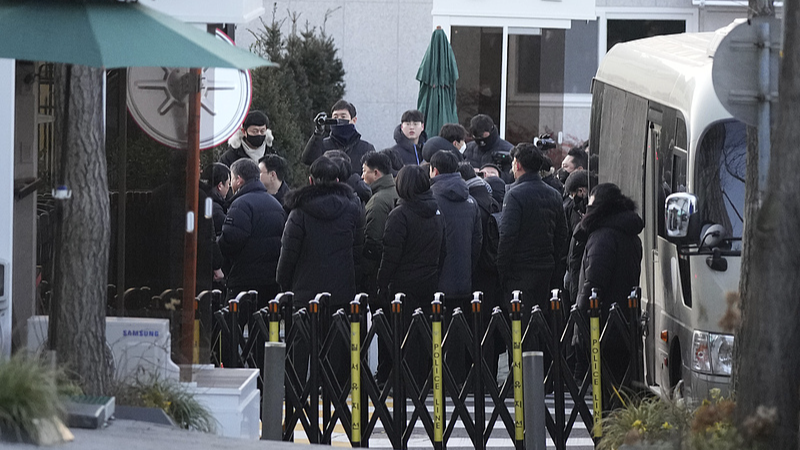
[126,29,252,150]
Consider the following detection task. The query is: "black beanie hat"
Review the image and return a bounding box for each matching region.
[564,169,589,194]
[243,110,269,128]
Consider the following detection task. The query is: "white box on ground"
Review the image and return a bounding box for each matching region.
[26,316,180,382]
[185,366,260,439]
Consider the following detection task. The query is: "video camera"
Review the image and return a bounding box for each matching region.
[492,151,511,167]
[314,112,345,127]
[533,133,556,151]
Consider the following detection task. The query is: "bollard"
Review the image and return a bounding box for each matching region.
[550,288,565,450]
[432,292,445,450]
[262,342,286,441]
[229,292,247,368]
[268,296,281,343]
[350,294,368,447]
[391,293,406,443]
[510,291,524,450]
[589,288,603,438]
[193,297,200,364]
[308,292,329,444]
[523,351,545,450]
[627,287,642,385]
[471,291,485,450]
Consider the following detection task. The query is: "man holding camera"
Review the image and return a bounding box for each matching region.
[463,114,514,183]
[301,99,376,176]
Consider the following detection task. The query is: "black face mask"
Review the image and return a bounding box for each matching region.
[473,126,498,148]
[556,168,569,184]
[245,133,266,148]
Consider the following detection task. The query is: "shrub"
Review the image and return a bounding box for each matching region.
[0,354,63,442]
[112,375,216,433]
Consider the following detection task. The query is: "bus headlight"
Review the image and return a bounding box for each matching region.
[691,330,733,376]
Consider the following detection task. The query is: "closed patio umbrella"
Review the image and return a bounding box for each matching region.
[416,27,459,138]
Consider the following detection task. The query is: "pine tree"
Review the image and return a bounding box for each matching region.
[249,6,346,185]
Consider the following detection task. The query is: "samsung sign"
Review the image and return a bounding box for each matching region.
[122,329,161,338]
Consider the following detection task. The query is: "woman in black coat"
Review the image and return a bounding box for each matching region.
[574,182,643,388]
[576,183,644,312]
[377,165,445,387]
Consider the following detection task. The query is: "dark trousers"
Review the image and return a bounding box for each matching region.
[444,295,473,388]
[290,301,350,390]
[391,281,437,391]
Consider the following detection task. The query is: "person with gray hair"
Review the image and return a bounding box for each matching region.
[218,158,286,305]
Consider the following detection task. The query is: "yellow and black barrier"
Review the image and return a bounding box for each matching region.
[350,295,363,446]
[432,292,445,450]
[510,291,524,450]
[589,288,603,438]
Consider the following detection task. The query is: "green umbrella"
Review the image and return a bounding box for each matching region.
[416,28,459,138]
[0,0,275,69]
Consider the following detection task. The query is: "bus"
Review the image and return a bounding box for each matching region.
[589,25,745,400]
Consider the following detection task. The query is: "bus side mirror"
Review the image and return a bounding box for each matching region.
[665,193,699,242]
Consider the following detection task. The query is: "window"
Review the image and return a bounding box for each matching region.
[451,26,503,130]
[695,121,746,248]
[607,19,685,51]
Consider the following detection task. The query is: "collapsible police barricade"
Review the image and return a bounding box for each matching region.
[211,287,644,449]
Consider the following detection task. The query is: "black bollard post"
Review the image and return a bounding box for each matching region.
[627,287,642,386]
[391,293,405,448]
[309,292,329,444]
[550,289,565,450]
[471,291,485,450]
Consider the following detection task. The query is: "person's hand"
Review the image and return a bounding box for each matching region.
[213,269,224,281]
[313,112,327,135]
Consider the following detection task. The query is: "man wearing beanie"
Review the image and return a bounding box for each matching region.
[220,110,275,167]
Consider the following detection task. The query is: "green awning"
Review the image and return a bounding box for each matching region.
[0,0,275,69]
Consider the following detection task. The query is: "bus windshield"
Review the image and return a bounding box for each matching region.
[695,120,746,248]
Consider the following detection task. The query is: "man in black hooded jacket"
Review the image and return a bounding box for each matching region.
[463,114,514,182]
[301,99,376,176]
[389,109,427,165]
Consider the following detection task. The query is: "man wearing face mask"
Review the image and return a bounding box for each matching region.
[463,114,514,183]
[301,99,376,176]
[421,123,467,163]
[220,110,275,168]
[563,169,596,308]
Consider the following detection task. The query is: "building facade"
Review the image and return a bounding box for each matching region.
[237,0,752,151]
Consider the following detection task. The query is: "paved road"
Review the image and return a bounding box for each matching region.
[291,395,595,449]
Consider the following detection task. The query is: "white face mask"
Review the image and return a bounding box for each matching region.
[459,142,467,154]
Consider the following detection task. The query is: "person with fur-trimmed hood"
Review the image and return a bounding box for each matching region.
[219,110,275,167]
[277,156,365,308]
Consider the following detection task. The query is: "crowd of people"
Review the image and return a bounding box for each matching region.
[200,99,644,388]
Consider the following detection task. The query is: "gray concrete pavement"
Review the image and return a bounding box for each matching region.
[0,420,312,450]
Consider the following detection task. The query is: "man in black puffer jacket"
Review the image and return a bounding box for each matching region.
[463,114,514,182]
[497,143,568,322]
[218,159,286,305]
[389,109,427,165]
[301,99,376,176]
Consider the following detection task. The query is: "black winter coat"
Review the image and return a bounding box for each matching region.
[430,173,482,298]
[301,131,376,175]
[277,182,365,306]
[217,179,286,288]
[466,178,500,273]
[389,125,426,165]
[497,173,568,279]
[463,129,514,182]
[576,209,643,312]
[377,190,445,293]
